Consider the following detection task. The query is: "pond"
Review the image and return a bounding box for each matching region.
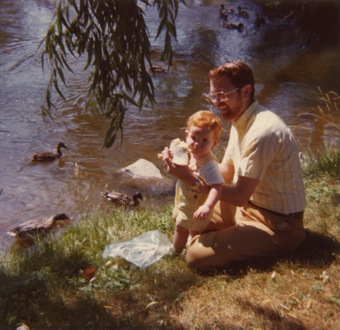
[0,0,339,250]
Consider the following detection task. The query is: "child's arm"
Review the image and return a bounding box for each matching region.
[193,183,223,220]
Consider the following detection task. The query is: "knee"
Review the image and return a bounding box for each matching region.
[186,248,200,269]
[175,222,188,235]
[185,244,207,270]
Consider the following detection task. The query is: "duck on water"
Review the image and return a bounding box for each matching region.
[31,142,68,162]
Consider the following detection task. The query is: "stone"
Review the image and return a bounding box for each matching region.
[122,158,163,179]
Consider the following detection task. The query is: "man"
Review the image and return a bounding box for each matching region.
[161,61,306,270]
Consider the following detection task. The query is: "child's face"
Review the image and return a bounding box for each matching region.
[185,125,218,160]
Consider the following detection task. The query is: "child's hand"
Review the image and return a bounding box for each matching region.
[159,147,174,161]
[158,147,173,161]
[159,147,174,171]
[194,205,211,220]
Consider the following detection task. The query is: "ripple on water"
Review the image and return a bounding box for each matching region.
[1,0,340,250]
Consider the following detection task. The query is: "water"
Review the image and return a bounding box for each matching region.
[1,0,339,249]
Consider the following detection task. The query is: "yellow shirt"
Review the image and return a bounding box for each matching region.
[174,152,224,231]
[223,101,306,214]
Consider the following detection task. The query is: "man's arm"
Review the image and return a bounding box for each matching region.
[219,162,234,184]
[220,175,259,206]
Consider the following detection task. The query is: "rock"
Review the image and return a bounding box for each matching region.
[107,159,175,199]
[122,159,163,179]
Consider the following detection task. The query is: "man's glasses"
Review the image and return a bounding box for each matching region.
[208,88,239,102]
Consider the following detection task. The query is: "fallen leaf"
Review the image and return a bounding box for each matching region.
[146,301,158,309]
[306,298,312,309]
[81,266,97,281]
[278,302,290,311]
[321,270,330,284]
[16,323,30,330]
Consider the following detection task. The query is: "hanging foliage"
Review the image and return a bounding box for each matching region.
[40,0,185,147]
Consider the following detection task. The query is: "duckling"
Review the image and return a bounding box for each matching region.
[31,142,68,161]
[101,191,143,207]
[223,22,244,32]
[219,4,228,20]
[220,4,234,14]
[7,213,70,238]
[149,65,166,73]
[255,13,265,27]
[237,6,249,18]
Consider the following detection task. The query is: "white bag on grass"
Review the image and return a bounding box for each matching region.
[102,230,173,269]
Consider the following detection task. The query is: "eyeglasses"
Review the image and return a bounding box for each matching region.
[208,88,239,102]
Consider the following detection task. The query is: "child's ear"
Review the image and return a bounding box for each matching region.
[212,137,220,149]
[185,130,189,138]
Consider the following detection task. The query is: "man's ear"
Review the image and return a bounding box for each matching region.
[242,84,252,98]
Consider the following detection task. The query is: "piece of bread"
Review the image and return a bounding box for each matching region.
[169,138,189,165]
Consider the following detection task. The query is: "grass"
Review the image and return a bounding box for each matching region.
[1,144,339,330]
[1,96,340,329]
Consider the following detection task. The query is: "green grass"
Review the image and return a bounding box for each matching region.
[1,146,339,329]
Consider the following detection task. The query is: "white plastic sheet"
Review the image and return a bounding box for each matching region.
[102,230,173,268]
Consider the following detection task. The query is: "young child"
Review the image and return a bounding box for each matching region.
[167,110,224,253]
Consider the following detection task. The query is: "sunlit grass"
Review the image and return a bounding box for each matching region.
[302,141,340,179]
[296,88,340,147]
[301,88,340,135]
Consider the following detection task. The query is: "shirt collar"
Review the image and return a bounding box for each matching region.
[189,152,215,170]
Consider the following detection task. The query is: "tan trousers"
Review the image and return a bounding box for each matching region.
[186,201,305,270]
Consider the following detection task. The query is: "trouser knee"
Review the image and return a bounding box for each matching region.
[186,249,201,269]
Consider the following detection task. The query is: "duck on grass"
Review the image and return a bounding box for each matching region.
[101,191,143,207]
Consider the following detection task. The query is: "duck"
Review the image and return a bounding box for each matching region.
[237,6,249,18]
[223,22,244,32]
[149,65,166,73]
[101,191,143,207]
[31,142,68,161]
[255,13,265,27]
[7,213,70,238]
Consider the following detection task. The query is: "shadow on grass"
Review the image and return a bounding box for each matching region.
[0,248,197,329]
[1,229,337,329]
[289,229,339,266]
[236,299,310,330]
[0,250,121,329]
